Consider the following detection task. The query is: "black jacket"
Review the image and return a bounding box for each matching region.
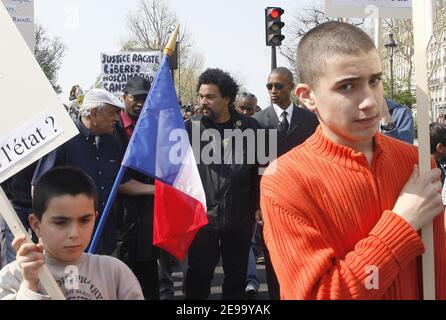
[185,107,261,230]
[253,105,319,157]
[2,161,37,206]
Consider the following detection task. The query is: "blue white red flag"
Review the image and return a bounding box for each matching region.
[122,55,207,260]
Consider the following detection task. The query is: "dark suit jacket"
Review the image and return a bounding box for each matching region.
[253,105,319,157]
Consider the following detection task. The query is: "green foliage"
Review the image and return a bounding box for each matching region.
[34,24,66,94]
[383,79,416,109]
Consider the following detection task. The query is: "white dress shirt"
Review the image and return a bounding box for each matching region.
[273,102,293,125]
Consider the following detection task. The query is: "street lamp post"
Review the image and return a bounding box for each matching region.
[384,33,398,101]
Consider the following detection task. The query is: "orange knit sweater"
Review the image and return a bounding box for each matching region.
[261,127,446,300]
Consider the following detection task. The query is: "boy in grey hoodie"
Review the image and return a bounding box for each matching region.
[0,166,143,300]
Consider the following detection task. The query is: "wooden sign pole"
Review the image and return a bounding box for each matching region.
[412,0,435,300]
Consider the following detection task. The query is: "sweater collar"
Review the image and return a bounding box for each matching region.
[44,252,87,267]
[306,126,385,170]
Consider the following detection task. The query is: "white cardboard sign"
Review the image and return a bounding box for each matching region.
[0,3,78,184]
[0,3,77,299]
[326,0,413,18]
[1,0,35,52]
[332,0,412,8]
[100,52,161,94]
[0,111,64,174]
[412,0,436,300]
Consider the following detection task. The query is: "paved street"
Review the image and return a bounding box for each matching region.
[172,260,270,300]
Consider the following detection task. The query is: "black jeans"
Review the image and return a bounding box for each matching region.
[260,225,280,300]
[185,224,252,300]
[133,259,159,300]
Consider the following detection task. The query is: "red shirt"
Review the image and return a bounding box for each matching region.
[120,110,137,141]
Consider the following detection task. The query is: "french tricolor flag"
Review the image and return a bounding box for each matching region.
[122,55,207,260]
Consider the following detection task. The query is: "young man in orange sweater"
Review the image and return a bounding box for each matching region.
[260,21,446,299]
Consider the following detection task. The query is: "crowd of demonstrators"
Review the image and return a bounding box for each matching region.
[184,68,261,300]
[0,166,143,299]
[2,21,446,302]
[260,21,446,300]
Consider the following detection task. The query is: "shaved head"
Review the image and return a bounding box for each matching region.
[297,21,376,87]
[269,67,294,84]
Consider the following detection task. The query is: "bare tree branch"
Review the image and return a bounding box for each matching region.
[279,1,369,80]
[121,0,201,104]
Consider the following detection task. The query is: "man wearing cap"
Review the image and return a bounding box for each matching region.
[114,76,160,300]
[32,88,127,255]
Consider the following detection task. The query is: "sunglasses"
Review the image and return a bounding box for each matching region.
[266,83,285,90]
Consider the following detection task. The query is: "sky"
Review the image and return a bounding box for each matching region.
[34,0,313,108]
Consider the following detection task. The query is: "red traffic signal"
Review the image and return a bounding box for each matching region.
[265,7,285,47]
[267,8,284,19]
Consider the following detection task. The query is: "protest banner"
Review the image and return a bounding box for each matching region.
[100,51,161,94]
[0,3,79,299]
[1,0,34,52]
[0,111,64,174]
[325,0,412,18]
[0,4,78,183]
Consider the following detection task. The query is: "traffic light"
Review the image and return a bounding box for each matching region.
[265,7,285,46]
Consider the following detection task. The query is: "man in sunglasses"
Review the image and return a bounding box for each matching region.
[253,67,319,300]
[255,67,319,157]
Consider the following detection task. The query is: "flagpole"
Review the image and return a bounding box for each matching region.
[412,0,435,299]
[164,25,180,57]
[88,165,126,253]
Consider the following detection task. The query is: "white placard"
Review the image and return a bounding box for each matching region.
[1,0,34,52]
[0,3,75,300]
[0,111,64,174]
[0,3,78,183]
[4,3,16,13]
[326,0,413,18]
[332,0,412,8]
[100,52,161,94]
